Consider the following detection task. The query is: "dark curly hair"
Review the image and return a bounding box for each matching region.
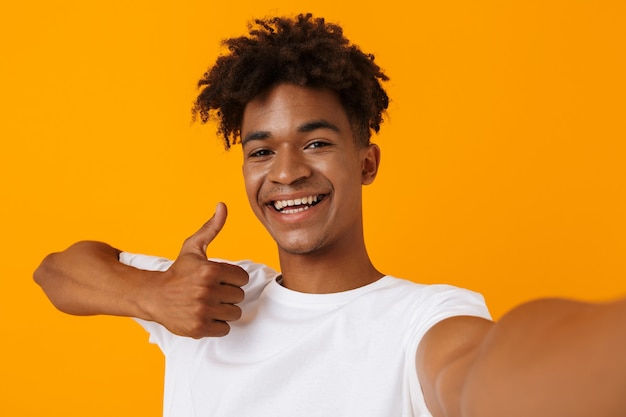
[192,13,389,149]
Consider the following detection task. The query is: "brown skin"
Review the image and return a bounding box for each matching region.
[241,84,383,293]
[34,82,626,416]
[418,299,626,417]
[34,203,249,338]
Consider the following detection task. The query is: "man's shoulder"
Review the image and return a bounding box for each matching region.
[210,258,278,277]
[381,276,483,300]
[211,258,280,292]
[377,276,491,320]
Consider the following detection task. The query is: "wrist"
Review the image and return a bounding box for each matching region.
[128,268,164,322]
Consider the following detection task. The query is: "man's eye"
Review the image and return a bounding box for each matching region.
[307,141,331,149]
[250,149,272,157]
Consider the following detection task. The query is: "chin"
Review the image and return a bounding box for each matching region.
[276,237,327,256]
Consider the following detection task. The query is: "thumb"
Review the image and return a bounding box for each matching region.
[180,202,228,256]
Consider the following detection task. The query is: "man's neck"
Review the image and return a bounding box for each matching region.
[277,242,383,294]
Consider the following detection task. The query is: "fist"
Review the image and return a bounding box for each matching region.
[146,203,249,338]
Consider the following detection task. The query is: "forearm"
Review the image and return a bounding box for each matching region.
[460,298,626,417]
[34,241,157,319]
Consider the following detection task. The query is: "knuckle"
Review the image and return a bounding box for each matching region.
[182,308,235,338]
[181,236,196,251]
[223,264,250,286]
[191,303,213,319]
[232,305,243,321]
[189,330,204,340]
[220,304,242,322]
[198,262,221,281]
[209,321,231,337]
[192,285,213,301]
[234,287,245,303]
[240,270,250,285]
[187,322,206,339]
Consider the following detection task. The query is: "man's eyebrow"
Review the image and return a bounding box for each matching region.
[298,119,341,134]
[241,130,271,146]
[241,119,341,145]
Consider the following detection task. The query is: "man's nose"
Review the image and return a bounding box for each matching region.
[267,149,312,184]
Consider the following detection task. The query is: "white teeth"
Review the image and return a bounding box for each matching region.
[273,195,320,211]
[282,206,310,214]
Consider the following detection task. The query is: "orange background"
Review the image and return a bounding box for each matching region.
[1,0,625,415]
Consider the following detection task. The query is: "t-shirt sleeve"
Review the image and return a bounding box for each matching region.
[117,253,279,353]
[412,284,491,335]
[119,251,174,272]
[118,251,175,350]
[406,284,492,416]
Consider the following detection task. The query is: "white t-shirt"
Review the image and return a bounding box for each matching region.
[120,252,491,417]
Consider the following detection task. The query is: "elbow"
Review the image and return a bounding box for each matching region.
[33,251,72,313]
[33,252,58,290]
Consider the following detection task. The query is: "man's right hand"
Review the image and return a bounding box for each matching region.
[142,202,249,338]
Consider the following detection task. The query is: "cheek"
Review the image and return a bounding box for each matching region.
[327,157,363,189]
[242,166,261,203]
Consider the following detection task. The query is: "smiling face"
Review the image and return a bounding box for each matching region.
[241,83,380,257]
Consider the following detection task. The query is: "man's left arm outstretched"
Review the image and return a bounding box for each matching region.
[417,296,626,417]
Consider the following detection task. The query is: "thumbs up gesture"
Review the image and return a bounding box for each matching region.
[145,203,249,338]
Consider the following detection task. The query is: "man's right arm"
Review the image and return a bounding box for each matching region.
[33,202,249,338]
[34,240,153,318]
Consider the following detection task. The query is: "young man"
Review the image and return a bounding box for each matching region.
[34,14,626,417]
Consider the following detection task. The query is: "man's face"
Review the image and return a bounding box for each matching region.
[241,83,378,256]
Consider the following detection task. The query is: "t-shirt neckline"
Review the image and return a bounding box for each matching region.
[266,275,394,306]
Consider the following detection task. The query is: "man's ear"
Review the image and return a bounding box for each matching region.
[361,143,381,185]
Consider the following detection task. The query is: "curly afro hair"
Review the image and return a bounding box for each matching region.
[192,13,389,149]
